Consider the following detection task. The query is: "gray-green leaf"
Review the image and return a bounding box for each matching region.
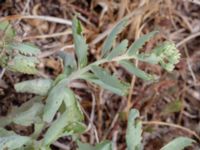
[13,102,43,126]
[119,60,154,81]
[95,141,112,150]
[90,66,129,96]
[161,137,195,150]
[15,78,53,96]
[126,109,142,150]
[58,51,77,75]
[43,86,84,123]
[43,111,70,145]
[136,53,160,64]
[77,140,112,150]
[72,17,88,68]
[107,39,128,60]
[82,73,126,96]
[0,128,31,150]
[0,97,44,127]
[127,31,158,56]
[43,85,66,123]
[102,17,128,57]
[0,21,9,31]
[9,42,40,56]
[43,88,85,145]
[7,55,39,74]
[77,141,94,150]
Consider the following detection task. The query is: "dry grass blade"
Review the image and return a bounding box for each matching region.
[0,15,72,26]
[176,32,200,47]
[142,121,200,141]
[22,30,72,40]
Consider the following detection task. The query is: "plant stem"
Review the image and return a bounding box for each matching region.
[57,54,137,87]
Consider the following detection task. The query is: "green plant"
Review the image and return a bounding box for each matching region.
[77,109,195,150]
[0,21,40,74]
[0,17,194,150]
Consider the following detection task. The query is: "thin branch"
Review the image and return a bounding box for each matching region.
[184,0,200,5]
[23,30,72,40]
[142,121,200,141]
[0,15,72,26]
[0,68,6,79]
[38,45,74,58]
[176,32,200,47]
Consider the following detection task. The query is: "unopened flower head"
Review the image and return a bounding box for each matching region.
[153,42,181,72]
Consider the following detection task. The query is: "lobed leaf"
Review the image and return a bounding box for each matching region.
[90,66,129,96]
[107,39,128,60]
[72,17,88,68]
[127,31,158,56]
[161,137,195,150]
[15,78,53,96]
[102,17,128,57]
[119,60,154,81]
[136,53,160,64]
[7,55,39,74]
[9,42,41,56]
[126,109,142,150]
[82,73,126,96]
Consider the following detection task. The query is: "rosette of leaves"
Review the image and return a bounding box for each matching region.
[0,21,40,74]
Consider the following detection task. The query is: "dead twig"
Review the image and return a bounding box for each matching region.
[176,32,200,47]
[142,121,200,141]
[22,30,71,40]
[0,15,72,26]
[184,0,200,5]
[0,68,6,79]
